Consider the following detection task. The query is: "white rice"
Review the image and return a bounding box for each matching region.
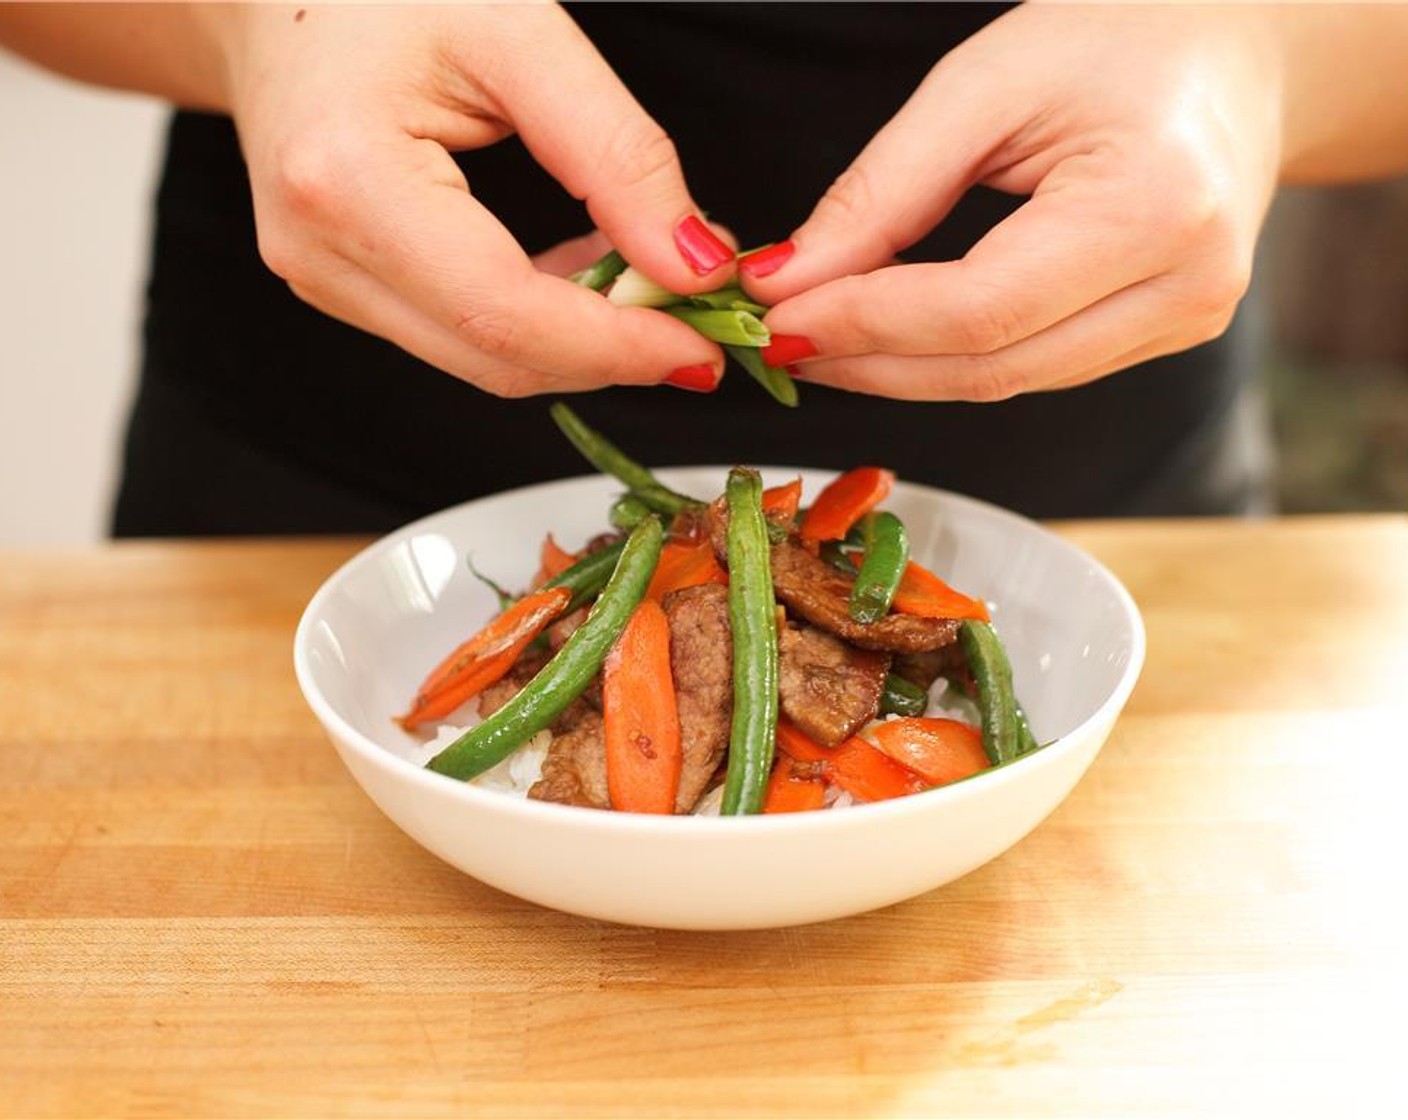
[408,674,981,813]
[922,674,983,725]
[404,708,552,799]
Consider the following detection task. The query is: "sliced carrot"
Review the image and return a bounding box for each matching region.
[775,718,929,804]
[826,738,930,803]
[775,718,832,763]
[890,559,990,622]
[865,717,989,786]
[646,537,728,602]
[763,758,828,814]
[800,467,894,543]
[603,599,682,814]
[396,586,571,729]
[761,478,803,524]
[536,533,578,584]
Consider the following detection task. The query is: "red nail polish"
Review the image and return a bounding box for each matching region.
[664,364,720,392]
[739,240,795,280]
[673,216,733,276]
[784,365,806,381]
[761,334,818,368]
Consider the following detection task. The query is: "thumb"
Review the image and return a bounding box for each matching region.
[489,8,732,293]
[743,57,1014,303]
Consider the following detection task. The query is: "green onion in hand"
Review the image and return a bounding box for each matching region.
[574,252,799,406]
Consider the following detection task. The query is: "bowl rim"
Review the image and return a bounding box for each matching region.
[293,467,1146,836]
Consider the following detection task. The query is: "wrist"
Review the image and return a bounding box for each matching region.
[1271,4,1408,183]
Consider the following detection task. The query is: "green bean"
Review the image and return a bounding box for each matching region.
[725,345,799,409]
[626,483,700,518]
[879,673,929,718]
[541,538,627,614]
[819,541,859,576]
[426,518,663,781]
[1015,702,1041,756]
[548,402,701,512]
[848,511,909,624]
[664,307,770,348]
[609,495,652,532]
[570,249,629,293]
[721,468,779,816]
[959,619,1021,765]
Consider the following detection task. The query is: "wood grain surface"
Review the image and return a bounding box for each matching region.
[2,517,1406,1118]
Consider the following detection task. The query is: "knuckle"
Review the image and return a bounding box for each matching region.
[477,370,548,400]
[270,135,354,221]
[955,287,1026,355]
[1180,254,1252,322]
[1189,304,1238,347]
[809,163,910,264]
[830,278,887,352]
[255,226,302,283]
[960,355,1026,403]
[454,298,524,359]
[1166,182,1224,246]
[602,121,680,195]
[819,165,875,227]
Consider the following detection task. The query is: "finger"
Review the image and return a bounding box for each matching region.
[742,54,1013,303]
[287,253,565,398]
[787,275,1224,402]
[1039,335,1191,392]
[532,229,615,279]
[762,170,1190,364]
[477,5,733,291]
[532,223,738,281]
[320,140,722,386]
[289,245,714,398]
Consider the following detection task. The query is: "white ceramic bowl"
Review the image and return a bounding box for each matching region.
[294,468,1144,930]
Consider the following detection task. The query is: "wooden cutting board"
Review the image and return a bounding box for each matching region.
[2,516,1405,1117]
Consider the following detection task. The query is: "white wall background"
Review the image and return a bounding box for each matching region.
[0,51,165,545]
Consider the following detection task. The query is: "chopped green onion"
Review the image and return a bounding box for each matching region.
[687,287,768,316]
[570,250,628,294]
[466,556,515,611]
[572,245,796,407]
[726,345,798,408]
[665,307,770,348]
[605,266,681,309]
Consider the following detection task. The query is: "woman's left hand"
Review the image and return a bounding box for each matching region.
[740,2,1285,401]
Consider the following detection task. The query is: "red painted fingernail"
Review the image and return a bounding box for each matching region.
[784,365,807,381]
[738,240,795,280]
[663,364,720,392]
[761,334,818,367]
[673,216,733,275]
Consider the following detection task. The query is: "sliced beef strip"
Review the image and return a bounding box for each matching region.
[488,583,733,814]
[476,641,609,809]
[778,623,890,747]
[583,531,625,555]
[546,606,588,651]
[476,651,594,732]
[892,644,969,693]
[528,710,610,809]
[705,500,960,654]
[662,582,734,814]
[771,538,961,653]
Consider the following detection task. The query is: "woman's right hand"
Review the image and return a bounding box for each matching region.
[213,3,731,396]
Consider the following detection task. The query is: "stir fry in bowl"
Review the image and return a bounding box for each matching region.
[401,405,1042,815]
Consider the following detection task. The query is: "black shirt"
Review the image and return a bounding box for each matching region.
[113,2,1268,537]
